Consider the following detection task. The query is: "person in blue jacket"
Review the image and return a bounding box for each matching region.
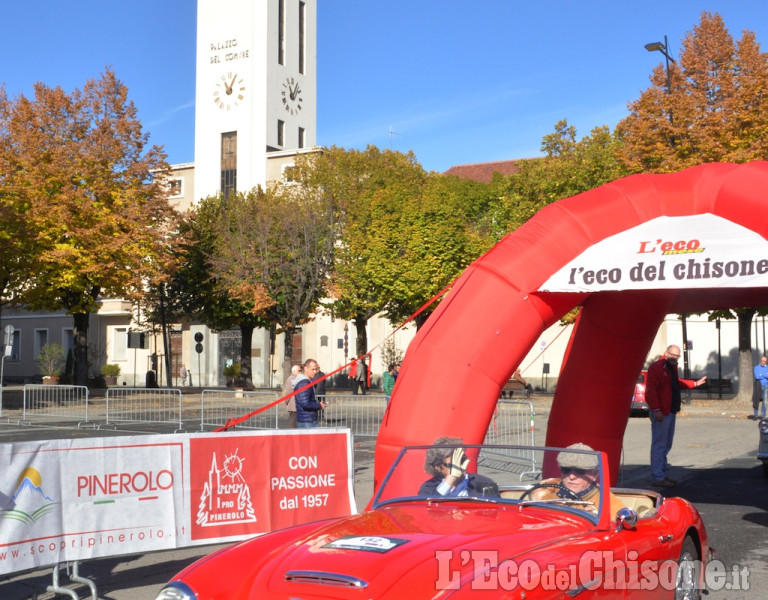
[753,355,768,420]
[293,358,326,428]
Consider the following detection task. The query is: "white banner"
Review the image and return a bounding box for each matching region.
[0,429,355,575]
[540,214,768,292]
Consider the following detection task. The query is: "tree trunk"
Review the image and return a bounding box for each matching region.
[281,326,295,388]
[737,309,756,401]
[73,312,90,386]
[354,317,368,356]
[240,323,254,389]
[414,311,432,330]
[159,284,173,387]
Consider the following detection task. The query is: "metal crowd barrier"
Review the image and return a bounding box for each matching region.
[18,384,94,428]
[102,387,185,432]
[318,394,388,437]
[481,399,540,480]
[9,388,538,465]
[199,389,280,430]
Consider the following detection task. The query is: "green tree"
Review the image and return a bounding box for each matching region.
[209,184,337,379]
[541,119,577,157]
[288,146,498,347]
[495,120,627,233]
[288,146,428,354]
[384,173,498,328]
[0,69,174,384]
[168,193,270,387]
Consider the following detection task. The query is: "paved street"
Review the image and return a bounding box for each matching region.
[2,393,766,599]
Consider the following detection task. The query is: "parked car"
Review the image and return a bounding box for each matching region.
[156,443,709,599]
[630,370,649,417]
[758,418,768,477]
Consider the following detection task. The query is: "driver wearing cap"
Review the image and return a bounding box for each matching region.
[528,443,626,516]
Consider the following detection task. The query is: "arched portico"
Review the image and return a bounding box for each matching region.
[375,161,768,496]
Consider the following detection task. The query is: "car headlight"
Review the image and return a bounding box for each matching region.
[155,581,197,600]
[759,419,768,434]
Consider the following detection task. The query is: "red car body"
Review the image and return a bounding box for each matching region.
[157,445,709,599]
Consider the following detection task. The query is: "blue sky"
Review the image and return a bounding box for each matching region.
[1,1,767,173]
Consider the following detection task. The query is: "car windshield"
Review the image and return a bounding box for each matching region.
[372,444,606,523]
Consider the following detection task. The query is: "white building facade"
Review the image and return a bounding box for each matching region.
[194,0,316,197]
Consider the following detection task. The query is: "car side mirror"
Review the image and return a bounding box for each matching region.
[615,507,638,531]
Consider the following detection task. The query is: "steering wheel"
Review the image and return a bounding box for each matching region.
[519,482,581,501]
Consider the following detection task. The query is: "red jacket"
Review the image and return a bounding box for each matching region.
[645,356,696,415]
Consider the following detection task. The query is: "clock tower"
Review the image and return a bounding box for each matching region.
[194,0,317,199]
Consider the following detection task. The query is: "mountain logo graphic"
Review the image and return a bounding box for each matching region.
[1,467,59,525]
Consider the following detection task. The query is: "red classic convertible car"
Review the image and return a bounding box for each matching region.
[156,444,708,599]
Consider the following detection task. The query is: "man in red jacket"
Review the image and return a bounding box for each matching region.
[645,345,707,488]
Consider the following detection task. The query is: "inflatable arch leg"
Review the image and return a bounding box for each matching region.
[544,291,675,484]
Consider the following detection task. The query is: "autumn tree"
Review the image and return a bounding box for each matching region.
[0,87,39,322]
[618,12,768,172]
[209,184,337,380]
[618,13,768,399]
[0,69,174,384]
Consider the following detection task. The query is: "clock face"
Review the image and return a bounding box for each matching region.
[281,76,303,115]
[213,71,245,110]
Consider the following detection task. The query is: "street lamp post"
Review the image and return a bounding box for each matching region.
[646,36,690,401]
[681,313,692,405]
[716,318,723,399]
[644,35,675,94]
[343,323,349,364]
[645,34,676,133]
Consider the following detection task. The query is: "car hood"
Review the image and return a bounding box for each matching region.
[177,501,598,599]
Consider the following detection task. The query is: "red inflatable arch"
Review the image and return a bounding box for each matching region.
[375,161,768,496]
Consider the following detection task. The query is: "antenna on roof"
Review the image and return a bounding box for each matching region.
[388,125,403,148]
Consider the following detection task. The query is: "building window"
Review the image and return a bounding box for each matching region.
[281,162,297,182]
[221,131,237,196]
[337,338,344,349]
[278,0,285,65]
[113,327,128,362]
[168,178,183,198]
[299,1,306,74]
[298,127,305,149]
[277,120,285,147]
[320,335,328,347]
[62,329,74,355]
[9,330,20,361]
[62,328,74,373]
[34,329,49,361]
